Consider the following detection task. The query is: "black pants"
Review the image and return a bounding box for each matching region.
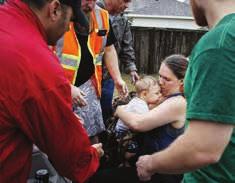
[88,167,183,183]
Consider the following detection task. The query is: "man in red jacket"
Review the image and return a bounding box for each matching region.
[0,0,103,182]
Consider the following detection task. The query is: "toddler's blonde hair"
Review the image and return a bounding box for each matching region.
[135,75,158,94]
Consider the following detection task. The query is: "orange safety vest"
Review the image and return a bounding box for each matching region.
[56,5,109,97]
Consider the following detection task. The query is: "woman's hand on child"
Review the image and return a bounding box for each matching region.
[114,105,127,117]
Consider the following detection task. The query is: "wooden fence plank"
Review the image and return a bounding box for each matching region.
[122,27,206,74]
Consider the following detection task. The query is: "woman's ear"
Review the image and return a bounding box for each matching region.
[179,82,184,93]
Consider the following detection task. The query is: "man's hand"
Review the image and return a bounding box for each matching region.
[92,143,104,158]
[130,71,139,84]
[114,78,128,97]
[71,85,87,107]
[136,155,154,181]
[74,113,84,125]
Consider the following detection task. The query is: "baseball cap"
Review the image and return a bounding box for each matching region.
[60,0,89,28]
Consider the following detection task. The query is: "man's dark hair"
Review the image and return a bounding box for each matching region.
[21,0,47,9]
[21,0,88,27]
[21,0,79,10]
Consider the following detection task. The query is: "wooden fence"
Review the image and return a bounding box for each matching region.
[123,27,206,74]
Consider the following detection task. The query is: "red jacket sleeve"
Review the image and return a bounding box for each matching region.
[4,50,100,182]
[19,82,99,182]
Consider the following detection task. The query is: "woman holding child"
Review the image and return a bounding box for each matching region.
[89,54,188,183]
[116,54,188,156]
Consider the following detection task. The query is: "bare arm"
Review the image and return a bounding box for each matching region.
[104,44,128,95]
[136,121,234,180]
[104,44,121,82]
[116,97,186,132]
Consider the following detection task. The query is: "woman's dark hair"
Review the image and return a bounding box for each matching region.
[162,54,188,80]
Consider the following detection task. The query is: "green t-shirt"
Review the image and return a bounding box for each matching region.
[183,14,235,183]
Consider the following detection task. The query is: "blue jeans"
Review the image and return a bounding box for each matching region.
[100,78,115,124]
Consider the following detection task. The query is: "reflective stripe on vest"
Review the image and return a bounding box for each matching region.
[56,6,109,97]
[57,29,81,84]
[94,5,107,54]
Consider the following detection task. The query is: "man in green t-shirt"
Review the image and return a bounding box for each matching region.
[135,0,235,182]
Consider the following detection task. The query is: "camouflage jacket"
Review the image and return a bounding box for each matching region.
[97,0,137,80]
